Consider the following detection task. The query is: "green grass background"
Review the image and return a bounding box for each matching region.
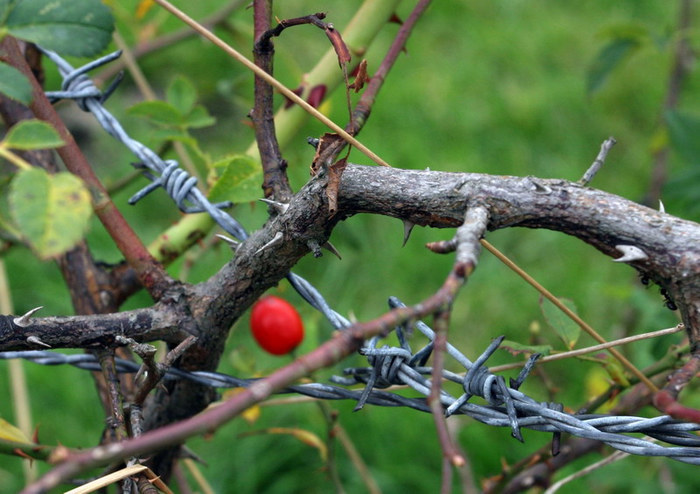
[1,0,699,492]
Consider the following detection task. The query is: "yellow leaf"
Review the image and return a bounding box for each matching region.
[222,388,261,424]
[135,0,155,19]
[241,427,327,461]
[0,418,32,444]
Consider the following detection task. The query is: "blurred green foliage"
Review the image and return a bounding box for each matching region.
[0,0,697,493]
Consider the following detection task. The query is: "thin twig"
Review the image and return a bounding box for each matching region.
[480,239,659,392]
[251,0,293,202]
[543,449,630,494]
[95,0,248,85]
[579,137,616,186]
[153,0,391,167]
[312,0,434,169]
[488,324,685,373]
[653,352,700,422]
[351,0,434,131]
[429,308,465,473]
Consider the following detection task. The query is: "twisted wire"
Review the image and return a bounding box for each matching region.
[40,48,248,241]
[2,342,699,464]
[39,48,345,329]
[26,49,700,466]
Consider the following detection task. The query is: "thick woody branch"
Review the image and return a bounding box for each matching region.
[23,252,473,493]
[2,165,697,356]
[0,305,186,350]
[336,165,700,347]
[13,162,700,490]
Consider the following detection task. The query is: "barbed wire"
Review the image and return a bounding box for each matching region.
[7,48,696,465]
[38,47,348,331]
[2,329,700,465]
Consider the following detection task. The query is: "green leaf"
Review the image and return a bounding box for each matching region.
[10,167,91,259]
[4,0,114,57]
[665,110,700,165]
[500,340,552,357]
[3,119,63,150]
[540,296,581,350]
[209,155,262,204]
[587,38,640,94]
[128,100,184,127]
[0,62,32,105]
[600,354,631,387]
[183,105,216,129]
[166,75,197,115]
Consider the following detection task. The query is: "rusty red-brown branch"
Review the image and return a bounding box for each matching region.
[1,37,172,299]
[653,352,700,422]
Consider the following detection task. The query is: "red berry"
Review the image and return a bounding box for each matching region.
[250,296,304,355]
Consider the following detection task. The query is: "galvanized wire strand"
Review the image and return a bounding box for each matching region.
[40,47,248,242]
[27,50,700,466]
[2,347,700,464]
[39,48,349,330]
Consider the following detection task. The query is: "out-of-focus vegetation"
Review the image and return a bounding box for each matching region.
[0,1,698,492]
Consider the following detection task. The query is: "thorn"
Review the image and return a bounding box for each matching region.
[259,198,289,214]
[322,241,342,260]
[613,244,648,263]
[26,336,51,348]
[215,234,240,251]
[402,220,415,247]
[659,200,665,214]
[528,177,552,194]
[13,306,43,328]
[255,231,284,255]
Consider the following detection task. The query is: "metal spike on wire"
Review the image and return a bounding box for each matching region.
[11,48,698,466]
[2,324,700,465]
[40,47,248,242]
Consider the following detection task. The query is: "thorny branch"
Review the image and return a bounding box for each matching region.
[1,3,699,492]
[252,0,293,203]
[2,157,699,490]
[19,255,479,493]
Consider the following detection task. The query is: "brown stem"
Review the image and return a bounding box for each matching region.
[352,0,433,131]
[251,0,292,202]
[653,352,700,422]
[313,0,434,169]
[429,308,465,474]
